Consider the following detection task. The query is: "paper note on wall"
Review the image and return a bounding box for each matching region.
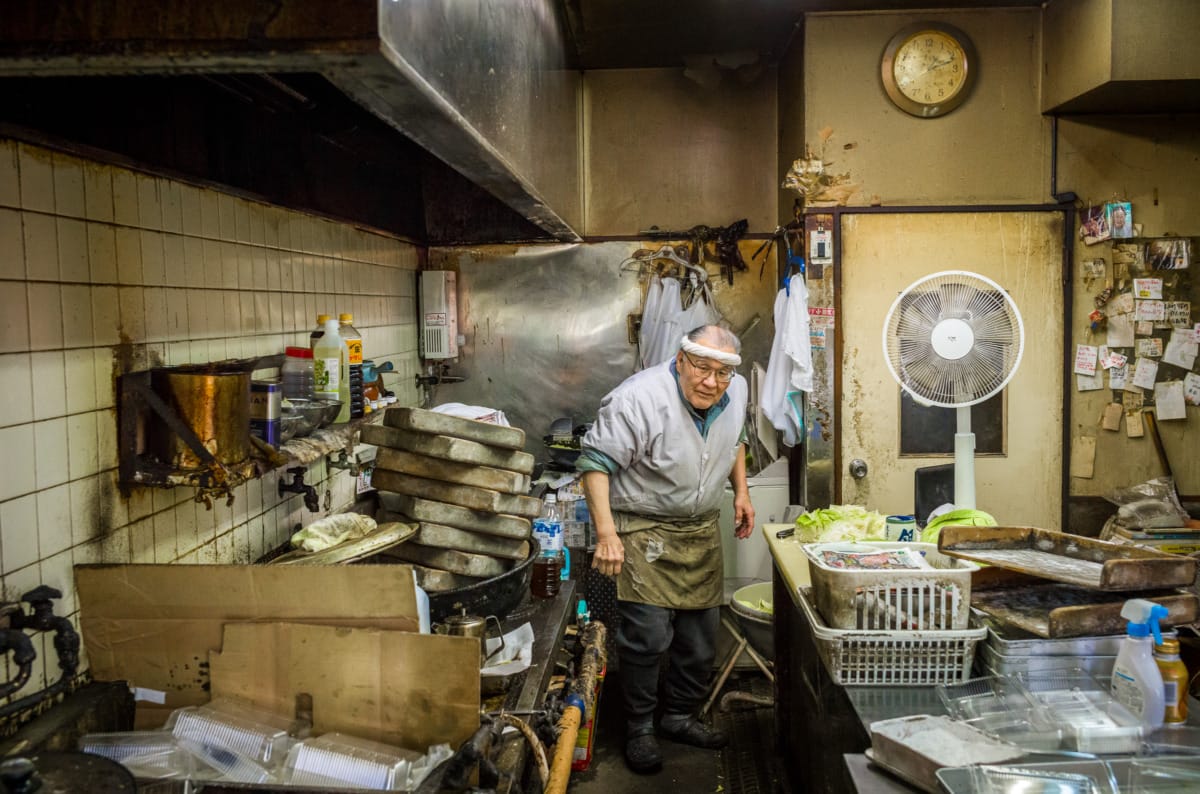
[1107,313,1135,347]
[1136,300,1166,323]
[1077,372,1104,392]
[1185,373,1200,406]
[1155,382,1187,421]
[1163,330,1199,370]
[1108,363,1128,390]
[1134,278,1164,299]
[1100,402,1123,432]
[1132,358,1159,390]
[1167,302,1192,328]
[1070,436,1097,479]
[1074,344,1099,376]
[1136,338,1164,358]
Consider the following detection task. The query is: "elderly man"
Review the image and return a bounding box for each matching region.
[577,324,754,773]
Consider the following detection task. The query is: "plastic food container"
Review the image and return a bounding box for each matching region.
[283,732,422,790]
[78,730,196,779]
[166,699,295,773]
[804,542,978,631]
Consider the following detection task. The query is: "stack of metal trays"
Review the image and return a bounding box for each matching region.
[973,612,1123,679]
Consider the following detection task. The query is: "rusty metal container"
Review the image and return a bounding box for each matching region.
[149,366,251,469]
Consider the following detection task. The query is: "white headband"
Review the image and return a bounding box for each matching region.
[679,335,742,367]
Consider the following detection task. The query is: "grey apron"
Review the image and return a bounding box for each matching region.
[614,510,724,610]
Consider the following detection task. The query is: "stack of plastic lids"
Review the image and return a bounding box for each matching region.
[166,699,296,783]
[284,732,423,790]
[78,730,197,779]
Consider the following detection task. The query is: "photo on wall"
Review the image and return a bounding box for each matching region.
[1080,205,1110,245]
[1146,238,1190,270]
[1106,201,1134,239]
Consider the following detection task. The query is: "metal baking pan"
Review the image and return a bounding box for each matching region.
[969,581,1198,638]
[938,525,1198,590]
[980,643,1117,678]
[973,612,1126,656]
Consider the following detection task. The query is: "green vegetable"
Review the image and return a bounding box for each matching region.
[793,504,888,543]
[920,509,997,544]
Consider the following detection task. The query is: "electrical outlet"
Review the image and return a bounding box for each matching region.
[627,313,642,345]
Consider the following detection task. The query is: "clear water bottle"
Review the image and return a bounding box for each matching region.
[281,346,315,401]
[531,494,565,599]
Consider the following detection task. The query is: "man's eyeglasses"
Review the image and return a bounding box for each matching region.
[682,351,735,383]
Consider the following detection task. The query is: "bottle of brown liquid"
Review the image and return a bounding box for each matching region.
[1155,637,1189,724]
[531,554,562,599]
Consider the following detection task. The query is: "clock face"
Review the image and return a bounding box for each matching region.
[881,23,976,118]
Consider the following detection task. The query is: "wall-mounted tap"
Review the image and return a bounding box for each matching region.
[278,467,320,512]
[415,363,466,387]
[327,449,359,475]
[0,585,81,720]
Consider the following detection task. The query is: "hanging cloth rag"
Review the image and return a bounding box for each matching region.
[638,275,722,370]
[762,272,813,447]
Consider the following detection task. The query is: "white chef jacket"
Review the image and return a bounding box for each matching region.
[580,360,748,518]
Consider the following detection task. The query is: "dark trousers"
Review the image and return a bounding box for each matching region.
[616,599,719,730]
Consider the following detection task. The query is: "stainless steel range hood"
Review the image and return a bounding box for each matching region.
[0,0,582,241]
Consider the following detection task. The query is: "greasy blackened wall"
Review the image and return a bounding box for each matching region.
[0,138,420,700]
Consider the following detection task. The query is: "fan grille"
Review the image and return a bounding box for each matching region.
[883,271,1024,408]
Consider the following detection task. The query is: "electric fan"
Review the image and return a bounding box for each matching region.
[882,270,1025,510]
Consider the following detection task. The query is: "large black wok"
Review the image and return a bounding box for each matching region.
[426,546,536,623]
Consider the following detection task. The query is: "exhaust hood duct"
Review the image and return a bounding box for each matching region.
[0,0,581,241]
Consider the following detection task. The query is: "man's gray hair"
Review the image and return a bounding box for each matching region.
[685,324,741,355]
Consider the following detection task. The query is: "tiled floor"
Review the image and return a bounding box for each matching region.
[567,669,778,794]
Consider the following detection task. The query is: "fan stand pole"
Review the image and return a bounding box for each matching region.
[954,405,976,510]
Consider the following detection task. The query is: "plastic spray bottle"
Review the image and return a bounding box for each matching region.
[1111,598,1168,731]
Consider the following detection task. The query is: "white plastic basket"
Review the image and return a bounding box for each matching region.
[799,586,986,686]
[804,542,979,631]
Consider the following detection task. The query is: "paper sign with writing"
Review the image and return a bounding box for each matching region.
[1181,328,1200,345]
[1077,372,1104,392]
[1111,292,1135,315]
[1156,381,1187,421]
[1108,363,1128,390]
[1123,387,1144,412]
[1166,301,1191,327]
[1126,408,1145,438]
[1102,349,1128,370]
[1074,344,1099,376]
[1136,300,1166,322]
[1134,278,1164,299]
[1135,338,1164,358]
[1132,357,1159,390]
[1184,373,1200,406]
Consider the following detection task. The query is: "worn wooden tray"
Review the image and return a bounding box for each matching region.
[938,525,1198,591]
[969,582,1199,638]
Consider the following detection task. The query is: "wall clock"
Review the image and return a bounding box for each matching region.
[880,22,977,118]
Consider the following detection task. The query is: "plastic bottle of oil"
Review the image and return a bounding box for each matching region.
[1155,637,1189,724]
[312,317,342,405]
[531,495,564,599]
[336,313,364,422]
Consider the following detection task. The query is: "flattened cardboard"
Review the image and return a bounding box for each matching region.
[211,623,479,752]
[75,564,421,723]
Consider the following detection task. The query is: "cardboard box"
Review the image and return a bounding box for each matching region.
[75,564,480,749]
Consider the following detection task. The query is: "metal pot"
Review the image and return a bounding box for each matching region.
[433,610,506,665]
[149,365,251,469]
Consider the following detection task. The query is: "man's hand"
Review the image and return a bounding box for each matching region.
[592,532,625,577]
[733,492,755,540]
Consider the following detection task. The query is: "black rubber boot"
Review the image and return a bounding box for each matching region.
[659,713,728,749]
[624,725,663,773]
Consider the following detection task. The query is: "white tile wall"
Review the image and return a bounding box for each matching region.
[0,137,423,702]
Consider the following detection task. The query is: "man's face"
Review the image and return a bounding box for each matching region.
[676,344,736,410]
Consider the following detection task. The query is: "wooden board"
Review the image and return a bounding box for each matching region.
[372,469,541,518]
[382,406,525,450]
[411,564,483,593]
[382,541,511,579]
[938,525,1198,591]
[361,424,534,474]
[375,447,529,495]
[376,494,530,539]
[411,521,530,561]
[969,582,1199,638]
